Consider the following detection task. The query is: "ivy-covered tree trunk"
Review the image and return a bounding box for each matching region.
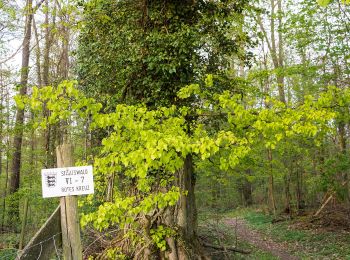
[134,155,203,259]
[77,0,247,257]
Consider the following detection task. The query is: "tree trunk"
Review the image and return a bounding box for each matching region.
[284,168,291,215]
[1,149,9,230]
[162,155,207,260]
[338,122,349,202]
[106,173,115,202]
[0,67,3,178]
[210,181,218,209]
[0,70,4,230]
[296,168,303,212]
[276,0,286,104]
[239,170,253,207]
[33,17,42,88]
[242,178,253,207]
[174,155,198,259]
[55,0,70,146]
[43,0,56,168]
[1,88,10,230]
[8,0,34,226]
[260,0,289,214]
[268,149,277,215]
[42,0,51,87]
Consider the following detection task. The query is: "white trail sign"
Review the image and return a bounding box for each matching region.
[41,165,94,198]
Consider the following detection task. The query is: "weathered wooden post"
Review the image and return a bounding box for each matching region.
[18,143,93,259]
[56,143,82,260]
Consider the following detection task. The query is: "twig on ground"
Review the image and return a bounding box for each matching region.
[201,242,251,255]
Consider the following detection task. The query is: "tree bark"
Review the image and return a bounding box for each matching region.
[174,155,198,259]
[162,155,207,260]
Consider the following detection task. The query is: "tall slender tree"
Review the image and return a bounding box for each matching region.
[8,0,45,226]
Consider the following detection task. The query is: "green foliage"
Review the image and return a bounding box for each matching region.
[317,0,350,6]
[80,187,180,231]
[76,0,249,108]
[15,80,102,129]
[16,77,347,253]
[150,225,175,251]
[317,0,331,7]
[2,0,350,256]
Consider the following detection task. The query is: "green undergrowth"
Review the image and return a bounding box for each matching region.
[0,248,17,260]
[0,232,19,260]
[226,208,350,259]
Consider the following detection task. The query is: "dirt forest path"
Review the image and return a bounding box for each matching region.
[224,218,300,260]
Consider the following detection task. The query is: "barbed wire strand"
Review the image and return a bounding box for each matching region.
[18,232,62,259]
[53,235,60,260]
[0,232,62,260]
[22,233,61,253]
[35,242,42,260]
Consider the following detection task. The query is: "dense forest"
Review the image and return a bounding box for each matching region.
[1,0,350,259]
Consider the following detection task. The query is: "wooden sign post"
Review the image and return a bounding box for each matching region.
[18,143,94,259]
[56,143,82,260]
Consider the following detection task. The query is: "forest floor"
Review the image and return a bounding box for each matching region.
[1,207,350,259]
[199,205,350,259]
[224,218,298,260]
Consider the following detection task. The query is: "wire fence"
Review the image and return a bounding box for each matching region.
[0,232,62,260]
